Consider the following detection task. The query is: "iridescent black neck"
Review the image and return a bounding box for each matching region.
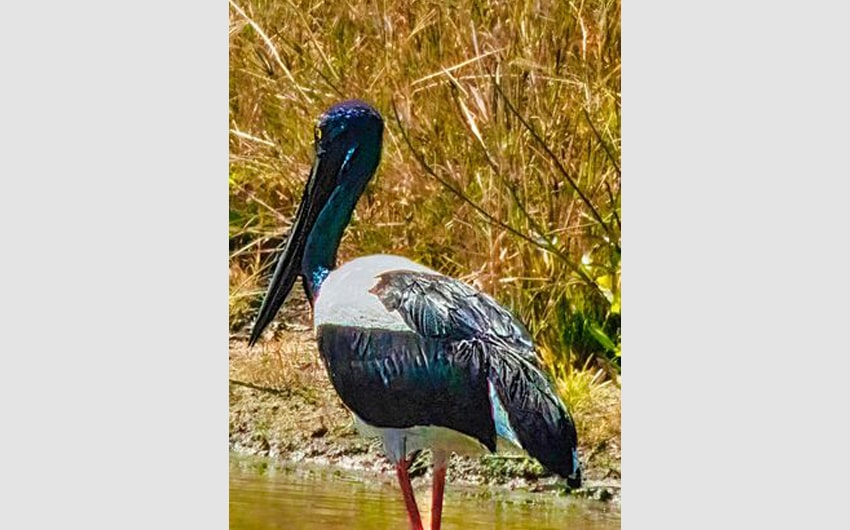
[300,149,376,300]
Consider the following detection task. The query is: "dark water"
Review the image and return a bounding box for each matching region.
[230,460,620,530]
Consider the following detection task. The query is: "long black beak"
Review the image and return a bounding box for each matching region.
[248,156,334,346]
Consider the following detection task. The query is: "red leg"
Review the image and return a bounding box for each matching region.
[396,456,423,530]
[431,450,448,530]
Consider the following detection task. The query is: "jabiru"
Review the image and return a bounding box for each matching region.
[249,99,581,530]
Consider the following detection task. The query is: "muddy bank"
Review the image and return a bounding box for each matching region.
[229,332,621,505]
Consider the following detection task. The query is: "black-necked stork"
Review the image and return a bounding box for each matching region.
[249,100,581,530]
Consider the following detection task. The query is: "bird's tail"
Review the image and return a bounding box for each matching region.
[488,354,582,488]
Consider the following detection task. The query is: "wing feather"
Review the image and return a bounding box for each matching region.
[370,270,581,485]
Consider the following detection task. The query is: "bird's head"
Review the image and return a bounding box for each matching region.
[311,100,384,198]
[248,100,384,346]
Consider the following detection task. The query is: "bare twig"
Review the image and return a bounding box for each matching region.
[490,75,618,249]
[229,378,289,396]
[390,99,602,292]
[582,108,621,177]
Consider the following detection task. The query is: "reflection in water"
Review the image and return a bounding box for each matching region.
[230,460,620,530]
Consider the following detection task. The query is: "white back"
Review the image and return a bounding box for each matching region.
[314,254,435,331]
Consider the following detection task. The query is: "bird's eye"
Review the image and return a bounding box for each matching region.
[315,127,323,142]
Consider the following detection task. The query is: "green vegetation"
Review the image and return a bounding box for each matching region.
[229,0,621,439]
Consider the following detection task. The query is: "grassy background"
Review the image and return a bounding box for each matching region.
[229,0,621,413]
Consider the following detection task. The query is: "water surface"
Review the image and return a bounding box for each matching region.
[230,459,620,529]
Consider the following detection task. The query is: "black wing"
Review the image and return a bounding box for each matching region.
[370,270,539,364]
[370,271,581,485]
[317,323,497,452]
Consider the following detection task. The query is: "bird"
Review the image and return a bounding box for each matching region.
[248,99,581,530]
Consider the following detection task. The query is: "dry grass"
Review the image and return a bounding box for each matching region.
[230,333,323,398]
